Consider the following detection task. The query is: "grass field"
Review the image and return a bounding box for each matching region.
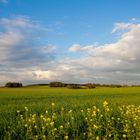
[0,86,140,139]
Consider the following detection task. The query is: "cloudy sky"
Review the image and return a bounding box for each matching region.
[0,0,140,85]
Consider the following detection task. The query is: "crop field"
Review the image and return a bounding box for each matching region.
[0,86,140,139]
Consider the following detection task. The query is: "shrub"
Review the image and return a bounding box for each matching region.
[67,84,81,89]
[49,82,66,87]
[86,83,96,89]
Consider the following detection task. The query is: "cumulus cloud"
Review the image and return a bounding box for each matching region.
[69,44,95,53]
[111,22,135,33]
[1,18,140,85]
[68,44,81,52]
[0,16,55,85]
[0,16,55,65]
[34,70,57,80]
[66,21,140,84]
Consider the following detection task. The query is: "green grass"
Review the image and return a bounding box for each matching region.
[0,86,140,123]
[0,86,140,139]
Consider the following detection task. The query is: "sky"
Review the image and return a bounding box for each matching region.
[0,0,140,85]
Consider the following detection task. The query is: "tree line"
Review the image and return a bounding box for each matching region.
[5,82,23,88]
[4,81,140,88]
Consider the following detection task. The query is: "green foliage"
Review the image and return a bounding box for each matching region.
[0,87,140,139]
[86,83,96,89]
[49,82,66,87]
[5,82,22,88]
[67,84,81,89]
[2,102,140,139]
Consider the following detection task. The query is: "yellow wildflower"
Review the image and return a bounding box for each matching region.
[50,121,54,126]
[17,110,20,113]
[103,101,108,107]
[60,125,63,129]
[51,102,55,106]
[64,135,68,140]
[24,106,28,111]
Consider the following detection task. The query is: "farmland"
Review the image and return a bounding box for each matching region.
[0,86,140,139]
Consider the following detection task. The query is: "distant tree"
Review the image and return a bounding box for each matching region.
[67,84,81,89]
[109,84,122,88]
[86,83,96,89]
[5,82,22,88]
[49,82,66,87]
[115,85,122,88]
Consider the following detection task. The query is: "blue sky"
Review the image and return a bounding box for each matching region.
[1,0,140,47]
[0,0,140,84]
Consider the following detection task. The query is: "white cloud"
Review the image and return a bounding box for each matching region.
[131,18,137,21]
[68,44,81,52]
[1,18,140,85]
[34,70,57,80]
[0,16,56,85]
[111,22,135,33]
[0,0,8,4]
[64,21,140,84]
[0,16,55,65]
[41,44,56,54]
[68,44,95,53]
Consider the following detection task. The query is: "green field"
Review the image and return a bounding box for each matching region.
[0,86,140,139]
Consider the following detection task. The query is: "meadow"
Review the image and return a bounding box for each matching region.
[0,86,140,139]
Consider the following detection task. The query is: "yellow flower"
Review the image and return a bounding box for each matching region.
[85,117,88,120]
[24,106,28,111]
[103,101,108,107]
[17,110,20,113]
[134,123,136,126]
[51,102,55,106]
[43,117,46,121]
[42,126,45,130]
[68,110,72,113]
[92,111,96,116]
[96,136,100,140]
[117,118,120,121]
[93,125,98,129]
[87,108,91,112]
[52,115,56,119]
[106,107,110,112]
[60,125,63,129]
[123,134,127,138]
[34,125,37,129]
[64,135,68,140]
[111,117,114,120]
[61,107,64,111]
[42,135,46,138]
[46,117,51,122]
[25,124,28,127]
[32,114,36,118]
[93,106,97,109]
[100,114,103,117]
[50,121,54,126]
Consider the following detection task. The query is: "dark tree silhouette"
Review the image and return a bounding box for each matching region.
[5,82,23,88]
